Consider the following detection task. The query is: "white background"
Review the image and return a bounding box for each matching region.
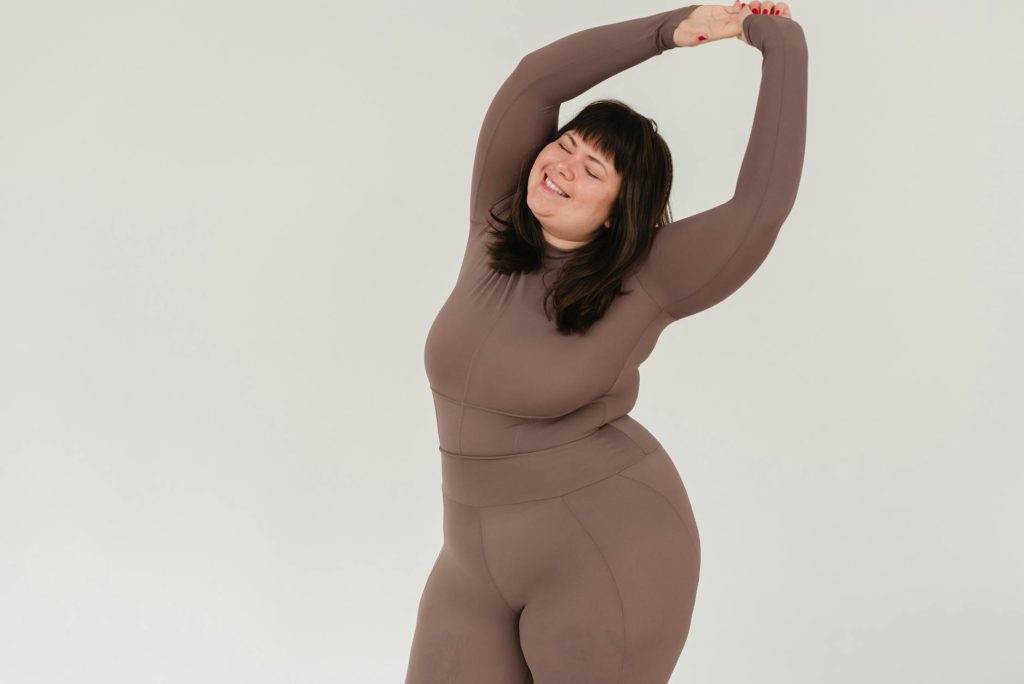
[1,0,1021,681]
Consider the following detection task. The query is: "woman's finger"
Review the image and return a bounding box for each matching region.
[736,5,754,45]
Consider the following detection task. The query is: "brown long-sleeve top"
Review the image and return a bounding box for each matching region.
[424,6,808,457]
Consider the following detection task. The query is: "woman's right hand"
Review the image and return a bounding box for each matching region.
[673,1,794,48]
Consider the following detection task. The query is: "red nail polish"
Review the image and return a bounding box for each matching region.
[753,8,759,13]
[698,35,706,41]
[774,9,779,14]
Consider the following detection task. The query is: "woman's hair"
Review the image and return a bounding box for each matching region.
[483,99,675,336]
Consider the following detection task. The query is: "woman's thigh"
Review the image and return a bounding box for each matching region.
[404,496,532,684]
[515,449,701,683]
[406,447,700,683]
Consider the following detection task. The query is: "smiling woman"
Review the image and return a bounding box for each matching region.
[406,2,807,682]
[483,97,678,334]
[528,129,623,249]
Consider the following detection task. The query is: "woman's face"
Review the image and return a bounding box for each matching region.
[526,130,623,248]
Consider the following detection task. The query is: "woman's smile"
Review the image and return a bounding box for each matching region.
[541,173,570,198]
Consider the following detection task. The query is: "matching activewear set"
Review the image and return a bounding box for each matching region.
[405,6,808,682]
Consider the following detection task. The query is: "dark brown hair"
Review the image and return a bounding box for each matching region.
[483,99,675,336]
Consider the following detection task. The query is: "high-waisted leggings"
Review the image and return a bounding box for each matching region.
[404,418,702,683]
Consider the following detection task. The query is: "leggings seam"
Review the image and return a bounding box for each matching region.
[559,495,626,684]
[616,472,701,559]
[442,448,660,509]
[476,506,519,617]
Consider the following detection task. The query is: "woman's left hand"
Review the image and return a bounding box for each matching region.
[673,1,793,48]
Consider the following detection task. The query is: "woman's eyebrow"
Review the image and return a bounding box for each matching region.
[565,133,608,171]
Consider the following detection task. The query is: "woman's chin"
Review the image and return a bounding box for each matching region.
[528,190,559,214]
[526,192,544,214]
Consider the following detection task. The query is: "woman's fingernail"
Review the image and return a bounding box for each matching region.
[774,9,779,14]
[698,35,707,41]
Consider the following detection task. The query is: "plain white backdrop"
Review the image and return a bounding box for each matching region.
[1,0,1021,681]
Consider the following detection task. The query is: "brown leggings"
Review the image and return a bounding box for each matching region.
[404,421,701,683]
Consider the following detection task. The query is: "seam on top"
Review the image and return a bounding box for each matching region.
[468,78,554,226]
[663,17,791,319]
[431,385,600,421]
[597,306,669,403]
[468,81,533,225]
[631,268,667,316]
[456,274,516,452]
[439,425,604,460]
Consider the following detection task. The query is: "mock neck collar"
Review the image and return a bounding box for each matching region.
[542,240,578,262]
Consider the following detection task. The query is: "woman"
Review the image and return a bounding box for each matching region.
[406,2,807,681]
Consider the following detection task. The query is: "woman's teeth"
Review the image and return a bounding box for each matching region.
[544,174,569,198]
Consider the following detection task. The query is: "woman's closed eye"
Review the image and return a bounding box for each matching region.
[558,143,600,179]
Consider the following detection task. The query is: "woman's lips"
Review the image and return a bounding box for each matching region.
[541,173,570,198]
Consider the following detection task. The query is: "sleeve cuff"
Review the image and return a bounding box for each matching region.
[656,5,701,52]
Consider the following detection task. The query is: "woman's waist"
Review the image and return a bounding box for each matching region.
[439,415,664,507]
[431,389,660,457]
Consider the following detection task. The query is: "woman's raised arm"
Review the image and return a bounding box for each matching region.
[468,5,700,230]
[636,11,808,321]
